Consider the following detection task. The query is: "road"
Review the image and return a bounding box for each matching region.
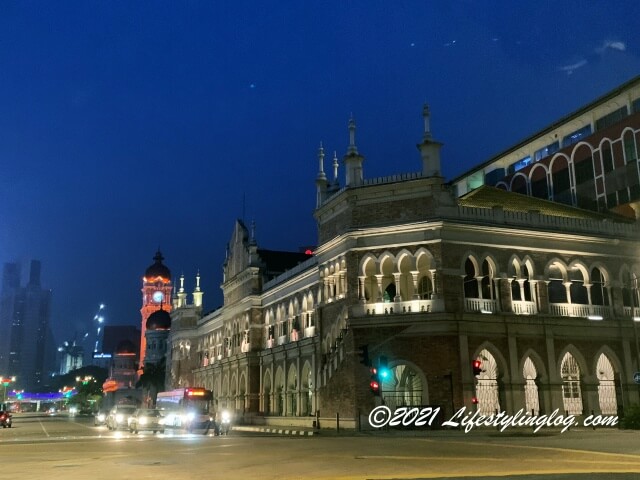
[1,413,640,480]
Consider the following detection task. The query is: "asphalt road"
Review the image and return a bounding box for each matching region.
[1,413,640,480]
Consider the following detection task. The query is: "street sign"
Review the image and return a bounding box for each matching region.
[634,372,640,385]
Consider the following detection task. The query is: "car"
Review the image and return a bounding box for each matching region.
[129,408,164,434]
[105,405,137,431]
[94,409,108,426]
[0,411,12,428]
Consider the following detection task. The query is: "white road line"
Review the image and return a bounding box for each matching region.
[37,419,50,437]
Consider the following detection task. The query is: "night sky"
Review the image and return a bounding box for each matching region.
[1,1,639,348]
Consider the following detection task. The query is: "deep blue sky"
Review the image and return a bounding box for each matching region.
[1,1,639,346]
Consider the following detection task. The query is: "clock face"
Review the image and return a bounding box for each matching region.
[152,291,164,303]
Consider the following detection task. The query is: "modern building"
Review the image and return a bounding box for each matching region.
[0,260,55,391]
[57,340,84,375]
[166,94,640,429]
[451,76,640,219]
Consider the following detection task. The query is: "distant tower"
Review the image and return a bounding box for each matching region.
[140,251,172,369]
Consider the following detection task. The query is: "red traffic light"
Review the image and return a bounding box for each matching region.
[370,380,380,391]
[472,359,482,376]
[471,396,479,404]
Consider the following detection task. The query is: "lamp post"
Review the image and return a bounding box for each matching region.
[1,376,16,404]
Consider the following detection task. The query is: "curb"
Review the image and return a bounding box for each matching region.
[232,426,316,436]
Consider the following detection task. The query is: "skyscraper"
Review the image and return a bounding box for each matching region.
[0,261,53,391]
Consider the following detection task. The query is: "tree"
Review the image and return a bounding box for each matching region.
[136,359,166,407]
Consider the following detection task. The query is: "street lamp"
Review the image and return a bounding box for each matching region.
[1,376,16,404]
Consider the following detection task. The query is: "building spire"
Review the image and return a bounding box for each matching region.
[316,142,327,180]
[193,270,203,308]
[422,104,432,140]
[417,103,443,177]
[332,151,339,182]
[343,115,365,187]
[347,115,358,155]
[315,142,329,208]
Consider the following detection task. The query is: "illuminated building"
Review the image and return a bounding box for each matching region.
[452,75,640,219]
[167,87,640,428]
[140,251,173,369]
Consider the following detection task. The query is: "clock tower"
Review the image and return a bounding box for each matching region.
[140,250,172,369]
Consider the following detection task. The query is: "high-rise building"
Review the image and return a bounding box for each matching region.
[0,260,53,391]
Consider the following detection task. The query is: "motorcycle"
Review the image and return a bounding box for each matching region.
[0,411,12,428]
[219,410,231,435]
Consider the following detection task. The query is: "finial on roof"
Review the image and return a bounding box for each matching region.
[332,151,339,181]
[317,142,326,180]
[422,104,432,140]
[347,116,358,154]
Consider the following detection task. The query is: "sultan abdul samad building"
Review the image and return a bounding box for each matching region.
[164,77,640,428]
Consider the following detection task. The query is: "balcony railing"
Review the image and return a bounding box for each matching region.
[512,300,537,315]
[304,326,316,338]
[277,334,288,346]
[549,303,613,318]
[465,298,497,313]
[623,306,640,318]
[352,298,444,317]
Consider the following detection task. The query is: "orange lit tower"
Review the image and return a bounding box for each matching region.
[140,250,172,369]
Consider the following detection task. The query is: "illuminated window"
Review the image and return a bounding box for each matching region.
[507,156,532,175]
[562,125,592,147]
[533,142,559,162]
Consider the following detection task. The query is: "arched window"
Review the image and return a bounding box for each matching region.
[476,349,500,415]
[590,268,609,306]
[522,265,532,301]
[523,357,540,415]
[623,130,637,163]
[381,364,425,410]
[622,272,640,308]
[480,260,495,300]
[417,276,432,299]
[569,269,588,305]
[548,264,566,303]
[530,167,549,199]
[463,258,479,298]
[596,354,617,415]
[383,283,396,303]
[561,352,582,415]
[511,263,533,302]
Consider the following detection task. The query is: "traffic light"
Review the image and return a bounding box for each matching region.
[369,366,380,396]
[358,345,371,366]
[471,396,479,404]
[472,359,482,376]
[377,356,391,381]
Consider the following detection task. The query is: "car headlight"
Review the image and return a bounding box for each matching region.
[139,417,148,425]
[97,414,105,421]
[186,412,196,421]
[116,414,124,422]
[221,411,231,423]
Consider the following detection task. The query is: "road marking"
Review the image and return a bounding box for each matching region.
[37,419,50,437]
